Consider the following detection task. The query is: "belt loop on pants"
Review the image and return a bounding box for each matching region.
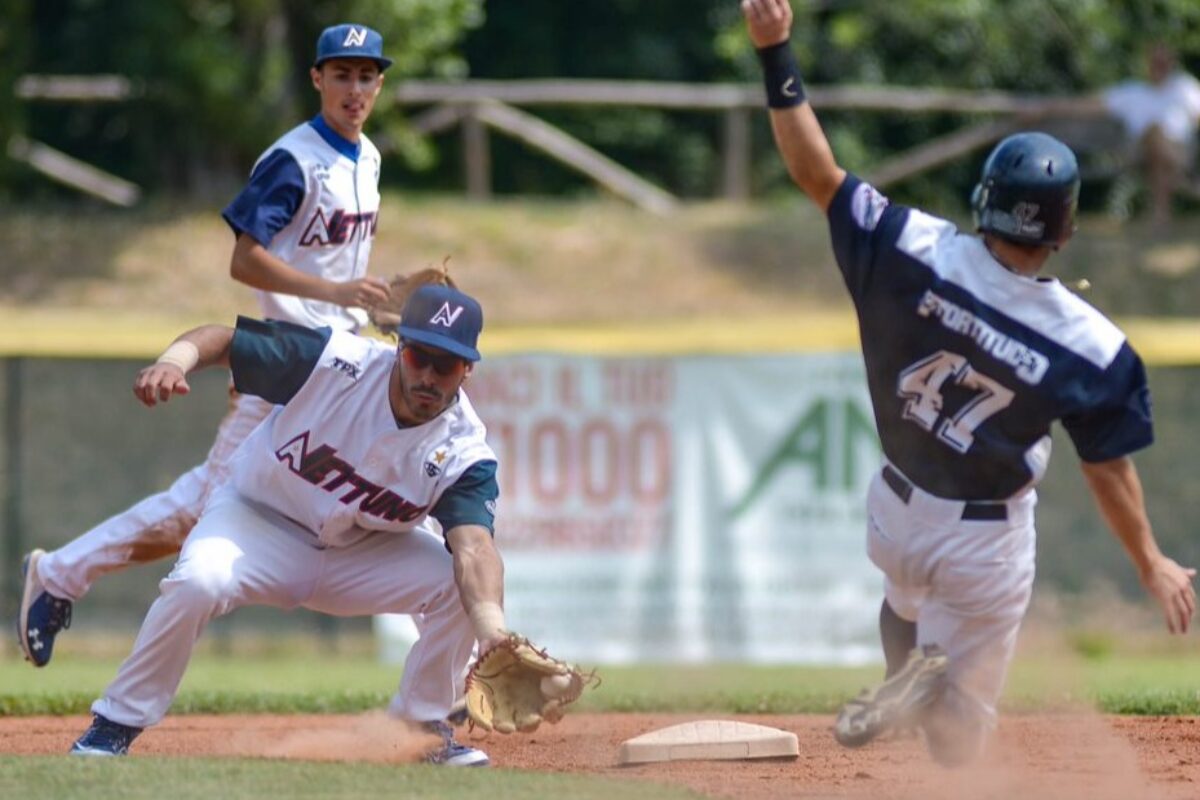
[882,464,1007,521]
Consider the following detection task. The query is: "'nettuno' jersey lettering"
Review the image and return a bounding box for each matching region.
[275,432,428,523]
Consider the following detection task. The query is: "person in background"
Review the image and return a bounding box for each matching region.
[1103,42,1200,226]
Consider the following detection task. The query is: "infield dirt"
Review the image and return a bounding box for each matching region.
[3,712,1197,799]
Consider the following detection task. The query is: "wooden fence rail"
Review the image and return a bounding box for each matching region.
[10,75,142,205]
[393,79,1110,211]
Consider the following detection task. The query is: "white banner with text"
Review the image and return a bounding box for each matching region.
[378,352,885,665]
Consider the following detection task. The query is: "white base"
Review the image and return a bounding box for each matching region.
[618,720,799,764]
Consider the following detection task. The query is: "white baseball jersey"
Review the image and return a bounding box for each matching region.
[227,317,498,548]
[89,322,495,731]
[36,118,386,605]
[223,115,382,332]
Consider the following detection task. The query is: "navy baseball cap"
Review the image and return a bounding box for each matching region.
[397,285,484,362]
[314,24,393,71]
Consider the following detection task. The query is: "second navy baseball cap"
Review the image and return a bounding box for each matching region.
[398,285,484,362]
[314,24,393,71]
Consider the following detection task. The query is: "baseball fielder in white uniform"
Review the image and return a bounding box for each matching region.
[70,285,506,767]
[18,23,393,666]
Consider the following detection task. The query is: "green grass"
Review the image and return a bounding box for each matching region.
[0,756,704,800]
[2,653,1199,716]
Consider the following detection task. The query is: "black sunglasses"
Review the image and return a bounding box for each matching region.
[400,342,466,376]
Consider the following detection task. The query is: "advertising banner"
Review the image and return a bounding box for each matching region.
[457,352,884,664]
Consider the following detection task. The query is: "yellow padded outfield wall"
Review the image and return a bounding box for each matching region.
[0,307,1198,365]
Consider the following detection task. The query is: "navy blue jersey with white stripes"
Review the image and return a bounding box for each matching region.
[828,175,1152,500]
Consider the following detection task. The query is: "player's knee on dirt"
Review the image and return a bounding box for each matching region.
[921,687,991,767]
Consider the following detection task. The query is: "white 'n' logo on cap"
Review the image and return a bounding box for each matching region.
[431,302,464,327]
[343,27,367,47]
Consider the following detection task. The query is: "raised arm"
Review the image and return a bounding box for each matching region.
[133,325,234,408]
[1080,455,1196,634]
[742,0,846,211]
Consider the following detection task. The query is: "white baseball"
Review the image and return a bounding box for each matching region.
[540,672,574,698]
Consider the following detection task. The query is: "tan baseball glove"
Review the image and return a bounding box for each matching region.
[369,263,457,337]
[464,634,596,733]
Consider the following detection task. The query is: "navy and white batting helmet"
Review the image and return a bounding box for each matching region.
[971,132,1080,247]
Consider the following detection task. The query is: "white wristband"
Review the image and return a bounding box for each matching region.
[156,340,200,373]
[468,601,506,644]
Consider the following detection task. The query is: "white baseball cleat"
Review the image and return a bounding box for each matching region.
[834,644,949,748]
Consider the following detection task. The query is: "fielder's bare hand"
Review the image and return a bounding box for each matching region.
[133,363,191,408]
[742,0,793,49]
[330,276,390,311]
[1141,554,1197,634]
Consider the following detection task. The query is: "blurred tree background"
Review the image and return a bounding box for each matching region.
[5,0,1200,206]
[10,0,483,200]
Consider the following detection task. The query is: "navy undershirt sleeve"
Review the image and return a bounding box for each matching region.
[229,316,332,405]
[826,173,909,301]
[432,461,500,549]
[221,149,306,247]
[1062,344,1154,462]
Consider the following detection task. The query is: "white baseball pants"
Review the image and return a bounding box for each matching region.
[865,462,1037,757]
[38,388,272,601]
[92,487,476,728]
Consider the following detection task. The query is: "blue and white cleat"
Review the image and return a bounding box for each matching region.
[70,714,143,756]
[424,721,490,767]
[17,549,73,668]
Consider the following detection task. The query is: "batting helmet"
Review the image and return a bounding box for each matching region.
[971,132,1080,247]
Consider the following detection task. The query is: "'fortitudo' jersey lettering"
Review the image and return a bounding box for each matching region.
[916,289,1050,385]
[827,174,1152,500]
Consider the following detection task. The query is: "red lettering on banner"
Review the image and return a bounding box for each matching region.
[492,421,519,498]
[530,420,570,504]
[630,420,670,502]
[470,363,542,407]
[581,420,618,503]
[490,416,672,509]
[495,511,671,551]
[557,365,582,409]
[602,363,673,407]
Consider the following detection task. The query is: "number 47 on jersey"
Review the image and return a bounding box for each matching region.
[897,350,1014,454]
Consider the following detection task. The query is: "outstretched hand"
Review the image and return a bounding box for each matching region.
[133,363,191,407]
[1141,554,1197,634]
[742,0,793,49]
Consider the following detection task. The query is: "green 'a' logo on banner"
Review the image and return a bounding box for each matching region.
[729,398,879,520]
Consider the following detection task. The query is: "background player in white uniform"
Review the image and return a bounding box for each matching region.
[69,285,505,767]
[18,23,393,666]
[742,0,1196,766]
